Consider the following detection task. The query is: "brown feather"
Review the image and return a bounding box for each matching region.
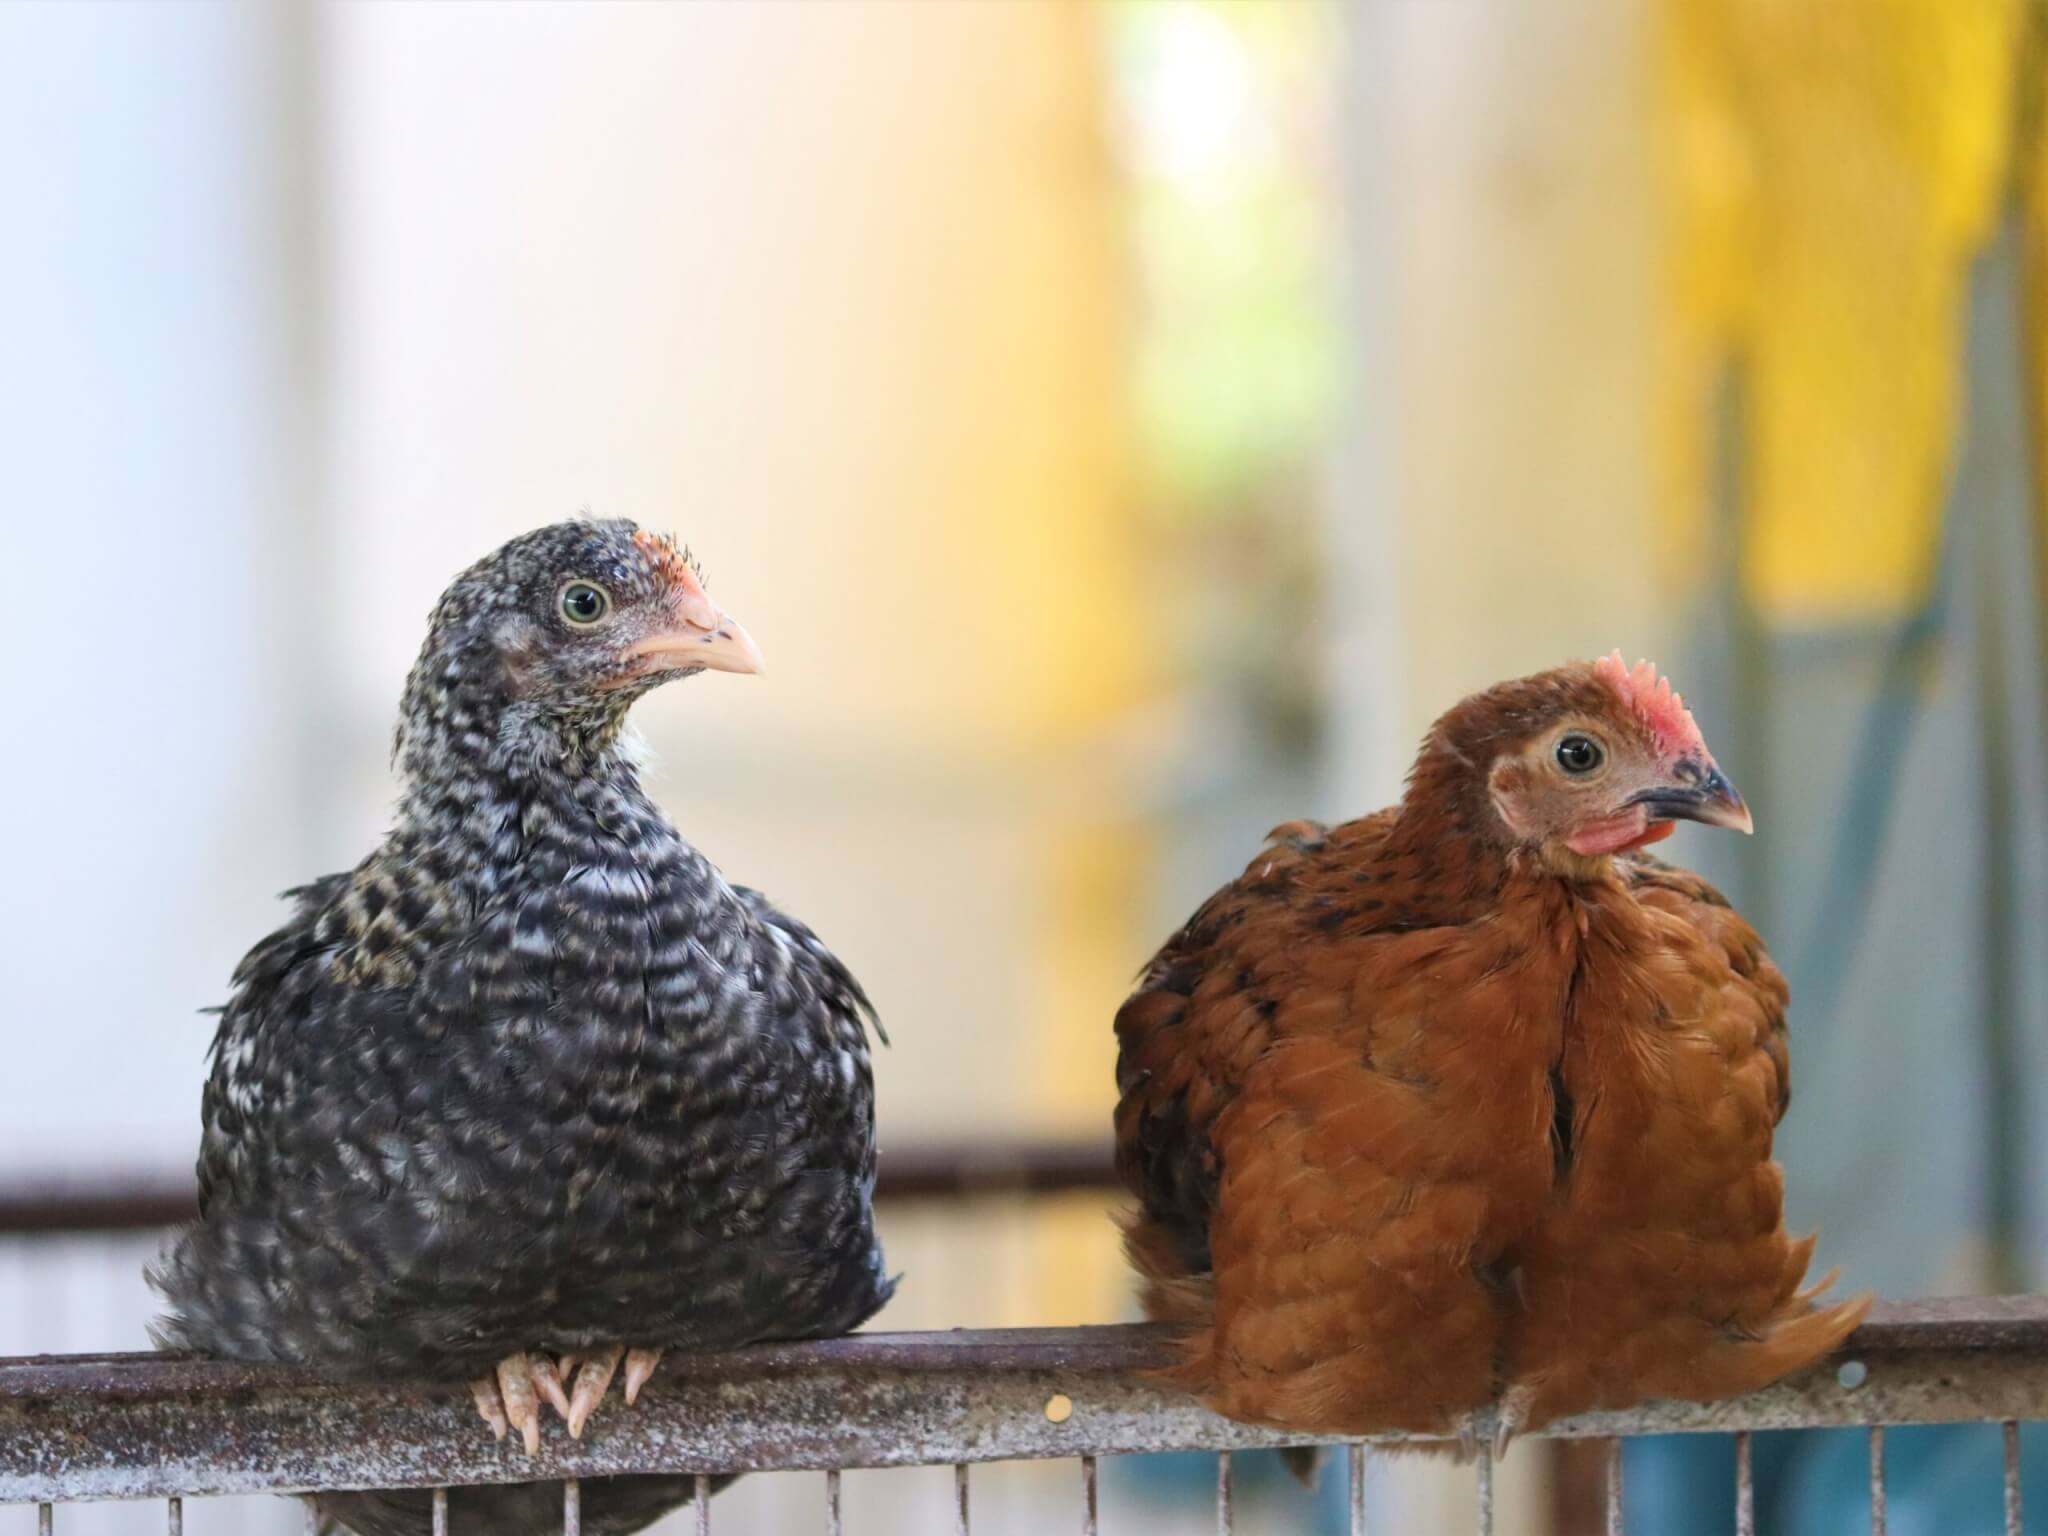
[1110,661,1864,1442]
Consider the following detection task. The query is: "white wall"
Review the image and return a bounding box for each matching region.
[0,8,324,1530]
[0,2,321,1179]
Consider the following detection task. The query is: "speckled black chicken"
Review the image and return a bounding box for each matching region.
[152,520,893,1535]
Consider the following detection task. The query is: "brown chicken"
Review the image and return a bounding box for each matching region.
[1113,653,1866,1452]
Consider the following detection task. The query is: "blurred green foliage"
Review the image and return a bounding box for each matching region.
[1108,0,1339,519]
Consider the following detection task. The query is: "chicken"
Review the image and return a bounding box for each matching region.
[1113,653,1866,1452]
[152,520,894,1535]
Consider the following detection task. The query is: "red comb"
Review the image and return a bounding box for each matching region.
[632,528,707,593]
[1594,650,1707,760]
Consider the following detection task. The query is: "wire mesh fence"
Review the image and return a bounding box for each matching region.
[1,1299,2042,1536]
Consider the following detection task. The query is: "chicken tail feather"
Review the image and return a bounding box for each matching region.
[1691,1290,1872,1402]
[1790,1264,1842,1308]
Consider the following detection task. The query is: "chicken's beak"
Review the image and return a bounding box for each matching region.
[1626,762,1753,835]
[614,593,765,683]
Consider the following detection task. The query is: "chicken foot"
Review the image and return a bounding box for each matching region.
[468,1345,668,1451]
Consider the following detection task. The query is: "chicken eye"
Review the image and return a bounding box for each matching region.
[1555,733,1604,776]
[559,581,611,627]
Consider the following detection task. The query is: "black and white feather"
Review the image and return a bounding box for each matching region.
[152,521,893,1536]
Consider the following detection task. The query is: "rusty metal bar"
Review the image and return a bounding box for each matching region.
[825,1467,842,1536]
[2004,1421,2021,1536]
[0,1301,2044,1505]
[1602,1438,1621,1536]
[1349,1442,1366,1536]
[694,1472,711,1535]
[954,1461,970,1535]
[0,1140,1120,1235]
[562,1477,580,1536]
[432,1485,448,1536]
[1081,1454,1098,1536]
[1734,1430,1752,1536]
[1869,1426,1887,1536]
[1216,1450,1233,1536]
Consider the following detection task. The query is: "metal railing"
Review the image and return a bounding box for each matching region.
[0,1139,1119,1236]
[2,1298,2043,1534]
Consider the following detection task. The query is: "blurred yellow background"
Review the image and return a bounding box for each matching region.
[2,2,2045,1533]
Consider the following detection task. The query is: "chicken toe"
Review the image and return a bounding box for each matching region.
[566,1346,625,1439]
[530,1354,574,1420]
[469,1375,510,1441]
[1451,1412,1481,1463]
[1492,1385,1533,1460]
[496,1351,543,1456]
[623,1345,665,1405]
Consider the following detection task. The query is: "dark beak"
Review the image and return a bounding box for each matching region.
[1627,764,1754,835]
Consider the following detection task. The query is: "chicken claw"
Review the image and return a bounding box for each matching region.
[530,1353,574,1421]
[471,1359,544,1458]
[472,1342,666,1441]
[1492,1385,1533,1460]
[623,1345,665,1405]
[558,1345,666,1437]
[469,1375,510,1441]
[469,1350,586,1450]
[566,1346,623,1439]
